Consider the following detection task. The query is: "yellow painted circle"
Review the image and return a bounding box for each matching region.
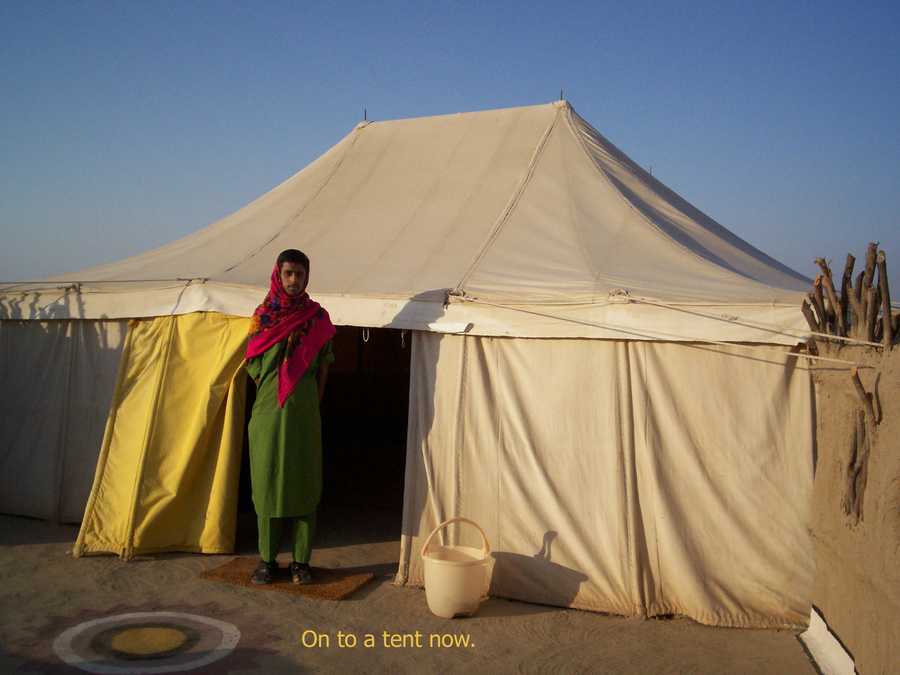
[108,627,188,656]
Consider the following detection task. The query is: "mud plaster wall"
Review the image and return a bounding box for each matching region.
[811,346,900,674]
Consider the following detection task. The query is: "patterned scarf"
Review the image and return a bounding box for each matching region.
[246,264,336,407]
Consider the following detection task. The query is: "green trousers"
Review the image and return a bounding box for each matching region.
[257,513,316,563]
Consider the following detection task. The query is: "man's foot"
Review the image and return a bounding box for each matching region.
[290,561,313,585]
[251,560,278,585]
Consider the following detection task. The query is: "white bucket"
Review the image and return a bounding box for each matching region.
[421,517,492,619]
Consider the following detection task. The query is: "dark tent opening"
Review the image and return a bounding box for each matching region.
[237,326,411,556]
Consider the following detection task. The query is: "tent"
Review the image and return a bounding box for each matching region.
[0,101,814,627]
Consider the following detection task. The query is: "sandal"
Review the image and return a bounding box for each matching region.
[251,559,278,585]
[290,561,313,585]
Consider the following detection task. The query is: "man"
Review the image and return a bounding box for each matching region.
[245,249,335,584]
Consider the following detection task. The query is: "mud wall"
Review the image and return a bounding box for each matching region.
[811,346,900,674]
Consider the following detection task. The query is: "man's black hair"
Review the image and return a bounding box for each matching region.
[277,249,309,273]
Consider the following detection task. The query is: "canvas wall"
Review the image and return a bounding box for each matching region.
[398,333,815,628]
[0,319,127,522]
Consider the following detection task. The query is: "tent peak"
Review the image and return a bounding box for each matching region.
[361,100,564,127]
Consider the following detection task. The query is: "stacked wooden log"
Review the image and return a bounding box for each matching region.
[801,242,897,348]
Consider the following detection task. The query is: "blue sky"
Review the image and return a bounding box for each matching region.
[1,1,898,292]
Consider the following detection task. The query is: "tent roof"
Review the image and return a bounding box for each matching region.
[1,101,811,343]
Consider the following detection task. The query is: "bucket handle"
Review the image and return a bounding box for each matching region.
[421,517,491,559]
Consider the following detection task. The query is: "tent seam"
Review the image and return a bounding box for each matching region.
[396,331,423,586]
[560,131,602,303]
[52,321,78,523]
[419,334,445,539]
[562,106,783,297]
[453,335,468,537]
[56,138,351,283]
[453,105,560,293]
[73,320,135,557]
[495,338,502,561]
[344,115,476,293]
[621,344,639,614]
[222,123,365,274]
[122,316,177,558]
[641,342,664,608]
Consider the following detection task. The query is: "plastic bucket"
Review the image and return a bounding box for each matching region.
[421,517,492,618]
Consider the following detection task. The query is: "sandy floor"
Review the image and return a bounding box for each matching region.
[0,513,817,674]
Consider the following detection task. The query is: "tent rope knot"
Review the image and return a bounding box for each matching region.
[446,289,470,307]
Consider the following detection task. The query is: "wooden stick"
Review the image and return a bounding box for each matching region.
[863,242,878,289]
[805,338,819,356]
[877,251,893,347]
[854,270,866,337]
[840,254,854,308]
[854,409,869,523]
[812,277,829,332]
[860,244,877,339]
[816,258,844,335]
[801,299,821,333]
[865,286,879,343]
[850,367,878,426]
[846,278,864,337]
[840,254,855,334]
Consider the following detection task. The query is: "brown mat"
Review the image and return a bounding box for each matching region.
[200,557,375,600]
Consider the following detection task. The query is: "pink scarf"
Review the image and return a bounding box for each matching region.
[246,265,336,407]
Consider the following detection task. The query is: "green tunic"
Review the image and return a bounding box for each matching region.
[246,339,334,518]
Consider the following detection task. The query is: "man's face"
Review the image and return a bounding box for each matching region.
[280,262,308,296]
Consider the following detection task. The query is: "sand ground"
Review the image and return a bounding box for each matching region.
[0,512,817,674]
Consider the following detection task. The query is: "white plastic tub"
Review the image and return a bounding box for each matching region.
[421,517,492,618]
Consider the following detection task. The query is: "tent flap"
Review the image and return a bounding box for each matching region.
[74,312,249,557]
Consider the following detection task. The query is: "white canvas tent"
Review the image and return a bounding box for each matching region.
[0,101,815,627]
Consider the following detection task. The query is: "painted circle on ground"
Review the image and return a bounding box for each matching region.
[108,627,188,656]
[92,623,199,661]
[52,611,240,674]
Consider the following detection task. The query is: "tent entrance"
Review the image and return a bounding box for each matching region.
[236,326,411,553]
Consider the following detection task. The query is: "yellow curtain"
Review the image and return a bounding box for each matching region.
[74,312,249,558]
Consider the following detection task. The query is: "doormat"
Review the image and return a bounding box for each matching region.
[200,557,375,600]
